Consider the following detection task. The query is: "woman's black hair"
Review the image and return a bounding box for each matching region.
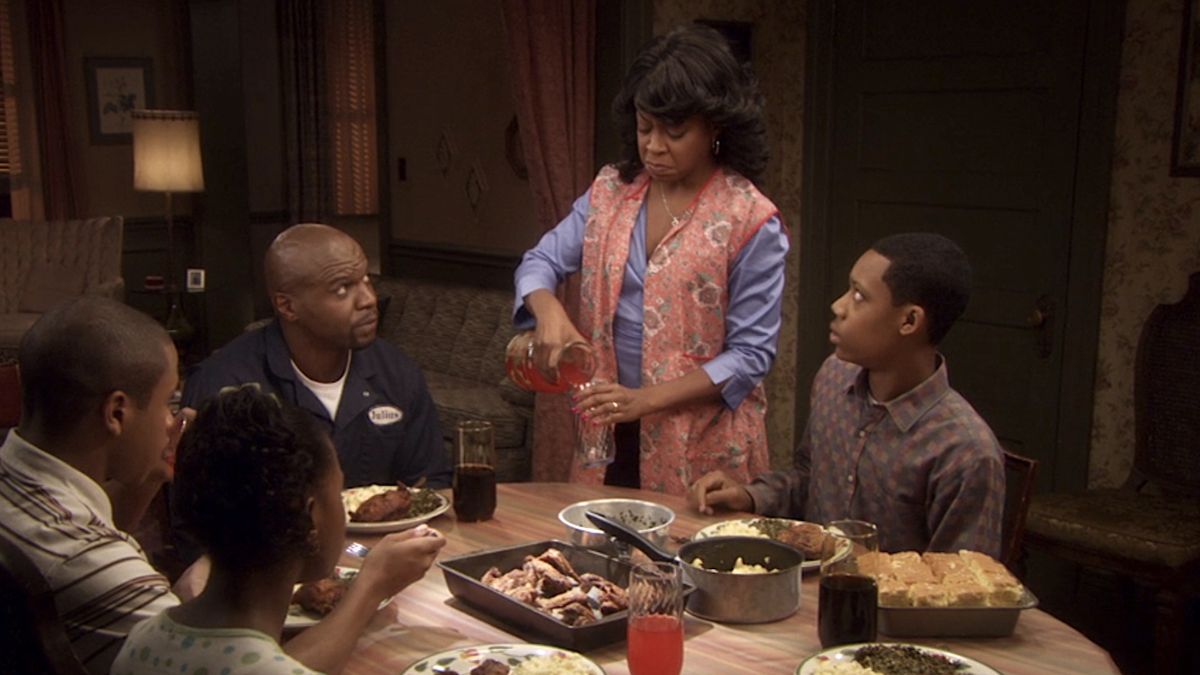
[172,386,334,572]
[612,24,769,184]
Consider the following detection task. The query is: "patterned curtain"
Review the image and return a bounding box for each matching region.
[502,0,596,481]
[26,0,77,219]
[279,0,329,223]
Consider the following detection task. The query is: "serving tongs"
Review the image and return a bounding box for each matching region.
[585,510,677,563]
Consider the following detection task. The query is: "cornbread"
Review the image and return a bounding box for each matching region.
[870,550,1024,607]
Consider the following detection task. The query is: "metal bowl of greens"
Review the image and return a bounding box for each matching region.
[558,498,674,556]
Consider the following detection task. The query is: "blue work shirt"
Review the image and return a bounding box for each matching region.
[181,320,451,489]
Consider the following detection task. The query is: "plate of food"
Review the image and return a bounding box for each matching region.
[693,518,828,570]
[796,642,1000,675]
[287,566,363,629]
[401,643,605,674]
[343,483,450,533]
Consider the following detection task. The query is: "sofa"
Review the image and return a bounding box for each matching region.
[374,277,533,482]
[0,216,125,351]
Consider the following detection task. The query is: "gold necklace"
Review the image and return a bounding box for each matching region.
[658,181,690,227]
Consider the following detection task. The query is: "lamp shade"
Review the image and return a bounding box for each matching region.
[132,110,204,192]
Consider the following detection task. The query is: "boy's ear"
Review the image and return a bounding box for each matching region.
[899,305,925,337]
[102,391,130,436]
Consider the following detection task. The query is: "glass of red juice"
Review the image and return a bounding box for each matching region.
[453,420,496,521]
[818,519,879,648]
[627,561,684,675]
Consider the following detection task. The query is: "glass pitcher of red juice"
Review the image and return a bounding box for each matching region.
[505,331,596,393]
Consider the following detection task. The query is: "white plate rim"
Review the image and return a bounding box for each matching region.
[343,486,450,533]
[693,517,828,570]
[794,642,1001,675]
[400,642,606,675]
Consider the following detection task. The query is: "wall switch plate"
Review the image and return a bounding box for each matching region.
[186,268,206,292]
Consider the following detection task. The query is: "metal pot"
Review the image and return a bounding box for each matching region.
[587,511,803,624]
[558,499,674,556]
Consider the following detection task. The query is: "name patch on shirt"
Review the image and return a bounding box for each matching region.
[368,405,404,426]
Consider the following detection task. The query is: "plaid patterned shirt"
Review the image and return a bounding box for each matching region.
[745,355,1005,557]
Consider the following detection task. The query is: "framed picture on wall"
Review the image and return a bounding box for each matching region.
[84,57,155,144]
[1172,0,1200,176]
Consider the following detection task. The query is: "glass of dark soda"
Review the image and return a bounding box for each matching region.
[818,519,879,648]
[453,420,496,521]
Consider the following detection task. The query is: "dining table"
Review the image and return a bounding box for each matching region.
[339,482,1118,675]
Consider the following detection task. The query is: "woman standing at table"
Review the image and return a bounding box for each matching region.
[514,24,788,496]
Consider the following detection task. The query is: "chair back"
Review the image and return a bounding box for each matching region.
[1002,449,1038,571]
[0,535,88,674]
[1132,272,1200,497]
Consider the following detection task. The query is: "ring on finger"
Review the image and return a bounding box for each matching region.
[611,401,619,411]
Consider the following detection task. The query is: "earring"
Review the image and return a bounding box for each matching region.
[712,138,721,156]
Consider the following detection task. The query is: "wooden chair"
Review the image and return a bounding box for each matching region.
[1024,272,1200,675]
[0,535,88,674]
[1001,449,1038,573]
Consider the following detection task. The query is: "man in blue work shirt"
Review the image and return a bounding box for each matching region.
[181,223,451,489]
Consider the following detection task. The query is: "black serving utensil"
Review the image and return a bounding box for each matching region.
[585,510,676,563]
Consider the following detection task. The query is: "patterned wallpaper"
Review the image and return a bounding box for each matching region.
[653,1,808,470]
[1089,0,1200,487]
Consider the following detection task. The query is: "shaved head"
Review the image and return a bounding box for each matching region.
[264,223,378,363]
[265,223,364,296]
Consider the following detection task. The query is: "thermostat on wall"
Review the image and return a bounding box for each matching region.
[186,268,206,293]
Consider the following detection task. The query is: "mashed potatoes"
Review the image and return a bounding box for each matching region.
[341,484,397,516]
[690,556,775,574]
[811,661,882,674]
[701,520,766,538]
[511,653,597,675]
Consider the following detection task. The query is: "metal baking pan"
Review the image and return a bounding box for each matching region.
[439,539,691,651]
[877,588,1039,637]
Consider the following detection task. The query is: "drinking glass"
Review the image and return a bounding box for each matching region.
[627,561,684,675]
[818,519,879,647]
[453,420,496,521]
[572,380,616,468]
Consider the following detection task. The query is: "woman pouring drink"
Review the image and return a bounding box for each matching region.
[513,24,789,496]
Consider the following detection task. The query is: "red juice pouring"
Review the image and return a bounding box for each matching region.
[504,332,595,393]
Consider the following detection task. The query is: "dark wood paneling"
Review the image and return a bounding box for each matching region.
[387,240,519,291]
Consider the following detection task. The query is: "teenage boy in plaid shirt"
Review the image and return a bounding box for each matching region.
[689,233,1005,556]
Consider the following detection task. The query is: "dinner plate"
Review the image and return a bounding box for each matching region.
[401,643,606,674]
[343,485,451,533]
[693,518,828,570]
[795,642,1001,675]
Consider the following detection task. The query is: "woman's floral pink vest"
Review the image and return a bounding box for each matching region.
[574,165,779,495]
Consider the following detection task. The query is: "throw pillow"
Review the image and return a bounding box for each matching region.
[19,263,86,313]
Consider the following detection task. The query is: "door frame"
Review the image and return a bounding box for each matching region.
[797,0,1128,492]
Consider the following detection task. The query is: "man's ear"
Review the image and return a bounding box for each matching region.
[899,305,925,337]
[102,390,131,436]
[273,291,298,322]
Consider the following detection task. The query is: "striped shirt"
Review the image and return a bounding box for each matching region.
[0,431,179,674]
[745,355,1005,557]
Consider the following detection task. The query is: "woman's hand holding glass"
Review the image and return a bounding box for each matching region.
[571,380,649,425]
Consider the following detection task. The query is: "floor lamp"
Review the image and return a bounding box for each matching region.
[132,110,204,344]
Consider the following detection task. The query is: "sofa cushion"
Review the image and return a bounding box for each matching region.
[424,371,528,449]
[19,263,86,313]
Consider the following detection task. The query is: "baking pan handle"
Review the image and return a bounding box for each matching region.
[586,510,675,563]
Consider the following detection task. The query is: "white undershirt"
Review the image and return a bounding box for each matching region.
[291,354,350,420]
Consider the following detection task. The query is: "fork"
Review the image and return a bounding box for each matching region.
[344,542,370,558]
